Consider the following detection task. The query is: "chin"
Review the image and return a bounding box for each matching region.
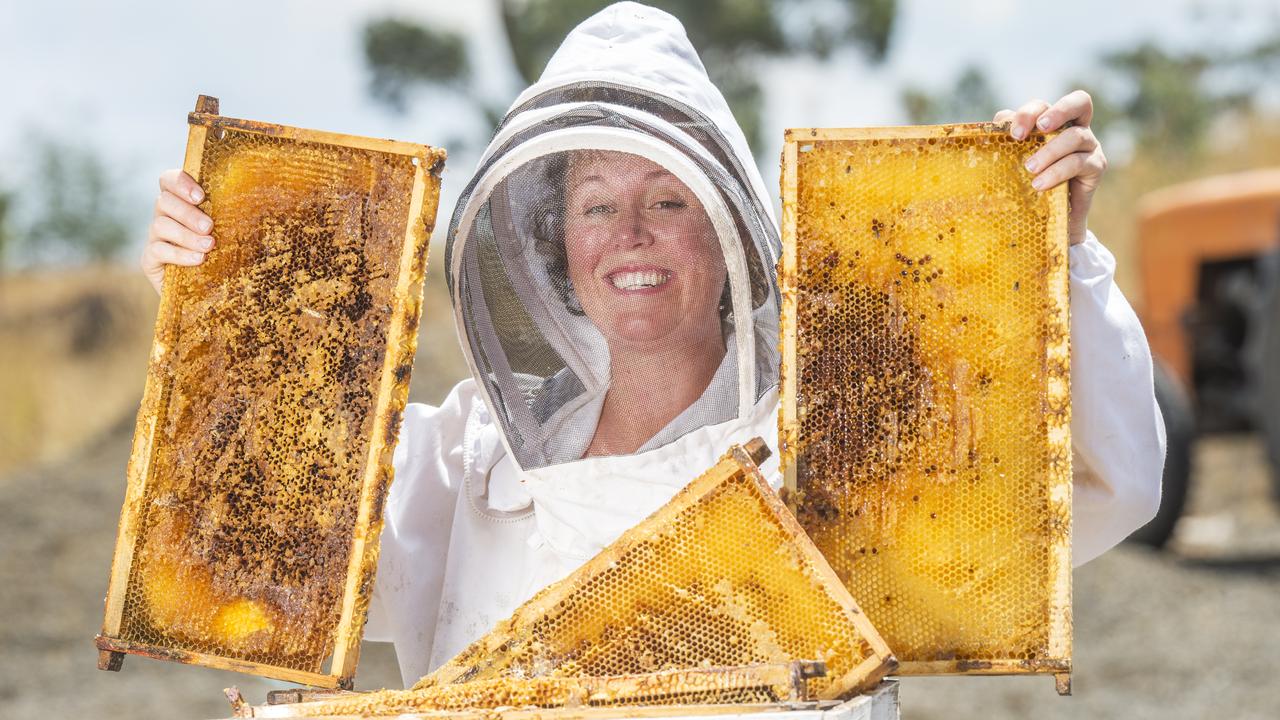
[605,312,724,351]
[606,316,679,346]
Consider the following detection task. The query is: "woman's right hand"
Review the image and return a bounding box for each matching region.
[142,169,214,294]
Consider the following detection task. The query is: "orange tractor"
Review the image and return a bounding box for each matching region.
[1129,168,1280,546]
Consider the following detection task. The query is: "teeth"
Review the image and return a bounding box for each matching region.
[611,271,669,290]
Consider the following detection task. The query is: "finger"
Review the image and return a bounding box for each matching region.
[150,215,214,253]
[1036,89,1094,132]
[144,239,206,268]
[1030,150,1090,191]
[158,169,205,204]
[1024,126,1098,174]
[993,108,1015,123]
[155,189,214,234]
[1010,99,1050,141]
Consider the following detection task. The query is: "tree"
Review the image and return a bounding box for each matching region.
[362,18,470,114]
[1082,27,1279,158]
[900,65,998,125]
[0,187,13,273]
[1100,43,1243,156]
[361,0,898,151]
[13,138,130,266]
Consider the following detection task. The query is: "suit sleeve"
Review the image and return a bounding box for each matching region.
[1068,231,1166,566]
[363,381,475,654]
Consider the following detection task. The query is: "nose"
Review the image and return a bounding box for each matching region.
[613,203,654,250]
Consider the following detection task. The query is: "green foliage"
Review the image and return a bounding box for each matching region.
[901,24,1280,161]
[901,65,998,125]
[495,0,896,149]
[843,0,896,61]
[1083,27,1279,158]
[361,0,898,151]
[0,187,13,272]
[12,138,130,267]
[1099,43,1244,156]
[498,0,783,85]
[362,17,469,113]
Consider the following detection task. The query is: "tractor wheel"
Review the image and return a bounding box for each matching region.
[1259,253,1280,497]
[1125,361,1195,549]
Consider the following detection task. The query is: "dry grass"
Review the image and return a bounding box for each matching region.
[0,267,157,476]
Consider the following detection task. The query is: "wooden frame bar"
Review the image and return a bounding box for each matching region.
[229,678,902,720]
[232,662,825,718]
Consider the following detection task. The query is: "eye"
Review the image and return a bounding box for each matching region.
[651,199,687,210]
[583,203,614,216]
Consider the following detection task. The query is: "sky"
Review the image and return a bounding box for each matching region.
[1,0,1276,250]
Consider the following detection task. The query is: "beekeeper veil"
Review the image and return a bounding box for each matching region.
[445,2,780,471]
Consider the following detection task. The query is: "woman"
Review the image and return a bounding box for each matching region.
[141,2,1163,687]
[550,149,732,457]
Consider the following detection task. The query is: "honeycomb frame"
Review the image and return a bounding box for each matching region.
[96,96,446,688]
[226,675,901,720]
[421,440,896,700]
[779,125,1072,691]
[228,662,823,717]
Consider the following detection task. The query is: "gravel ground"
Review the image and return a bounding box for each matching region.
[2,424,1278,719]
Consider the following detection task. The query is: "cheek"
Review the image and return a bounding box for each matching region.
[563,226,600,284]
[564,228,616,320]
[669,227,726,290]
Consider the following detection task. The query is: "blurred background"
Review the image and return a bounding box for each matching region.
[2,1,1279,718]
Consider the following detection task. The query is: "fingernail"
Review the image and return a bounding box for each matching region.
[1031,176,1046,190]
[190,188,204,203]
[1011,125,1025,140]
[200,237,213,250]
[199,218,212,233]
[189,251,204,262]
[1025,157,1039,172]
[1037,115,1051,130]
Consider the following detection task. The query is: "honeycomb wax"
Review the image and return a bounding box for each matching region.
[421,441,895,700]
[273,664,816,717]
[98,96,444,687]
[779,125,1072,675]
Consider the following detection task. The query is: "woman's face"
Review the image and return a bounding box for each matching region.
[563,151,727,351]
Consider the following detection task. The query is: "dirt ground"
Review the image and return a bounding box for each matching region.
[2,420,1278,719]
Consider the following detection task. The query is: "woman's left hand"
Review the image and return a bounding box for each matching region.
[994,90,1107,246]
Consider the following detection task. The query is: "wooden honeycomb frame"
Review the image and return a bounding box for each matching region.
[779,125,1072,694]
[419,440,896,701]
[224,678,902,720]
[226,662,824,717]
[95,96,446,688]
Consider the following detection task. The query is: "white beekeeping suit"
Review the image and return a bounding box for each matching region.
[366,1,1164,689]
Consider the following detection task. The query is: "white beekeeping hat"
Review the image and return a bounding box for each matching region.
[444,1,780,471]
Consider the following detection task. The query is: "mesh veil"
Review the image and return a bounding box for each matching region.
[447,100,779,470]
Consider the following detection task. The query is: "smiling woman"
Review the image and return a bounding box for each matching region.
[132,1,1164,690]
[444,115,781,474]
[564,152,726,348]
[528,150,731,457]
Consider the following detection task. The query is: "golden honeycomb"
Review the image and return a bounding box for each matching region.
[419,441,895,701]
[779,125,1072,678]
[251,663,817,717]
[97,97,445,687]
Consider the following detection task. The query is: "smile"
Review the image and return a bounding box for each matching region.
[608,270,670,291]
